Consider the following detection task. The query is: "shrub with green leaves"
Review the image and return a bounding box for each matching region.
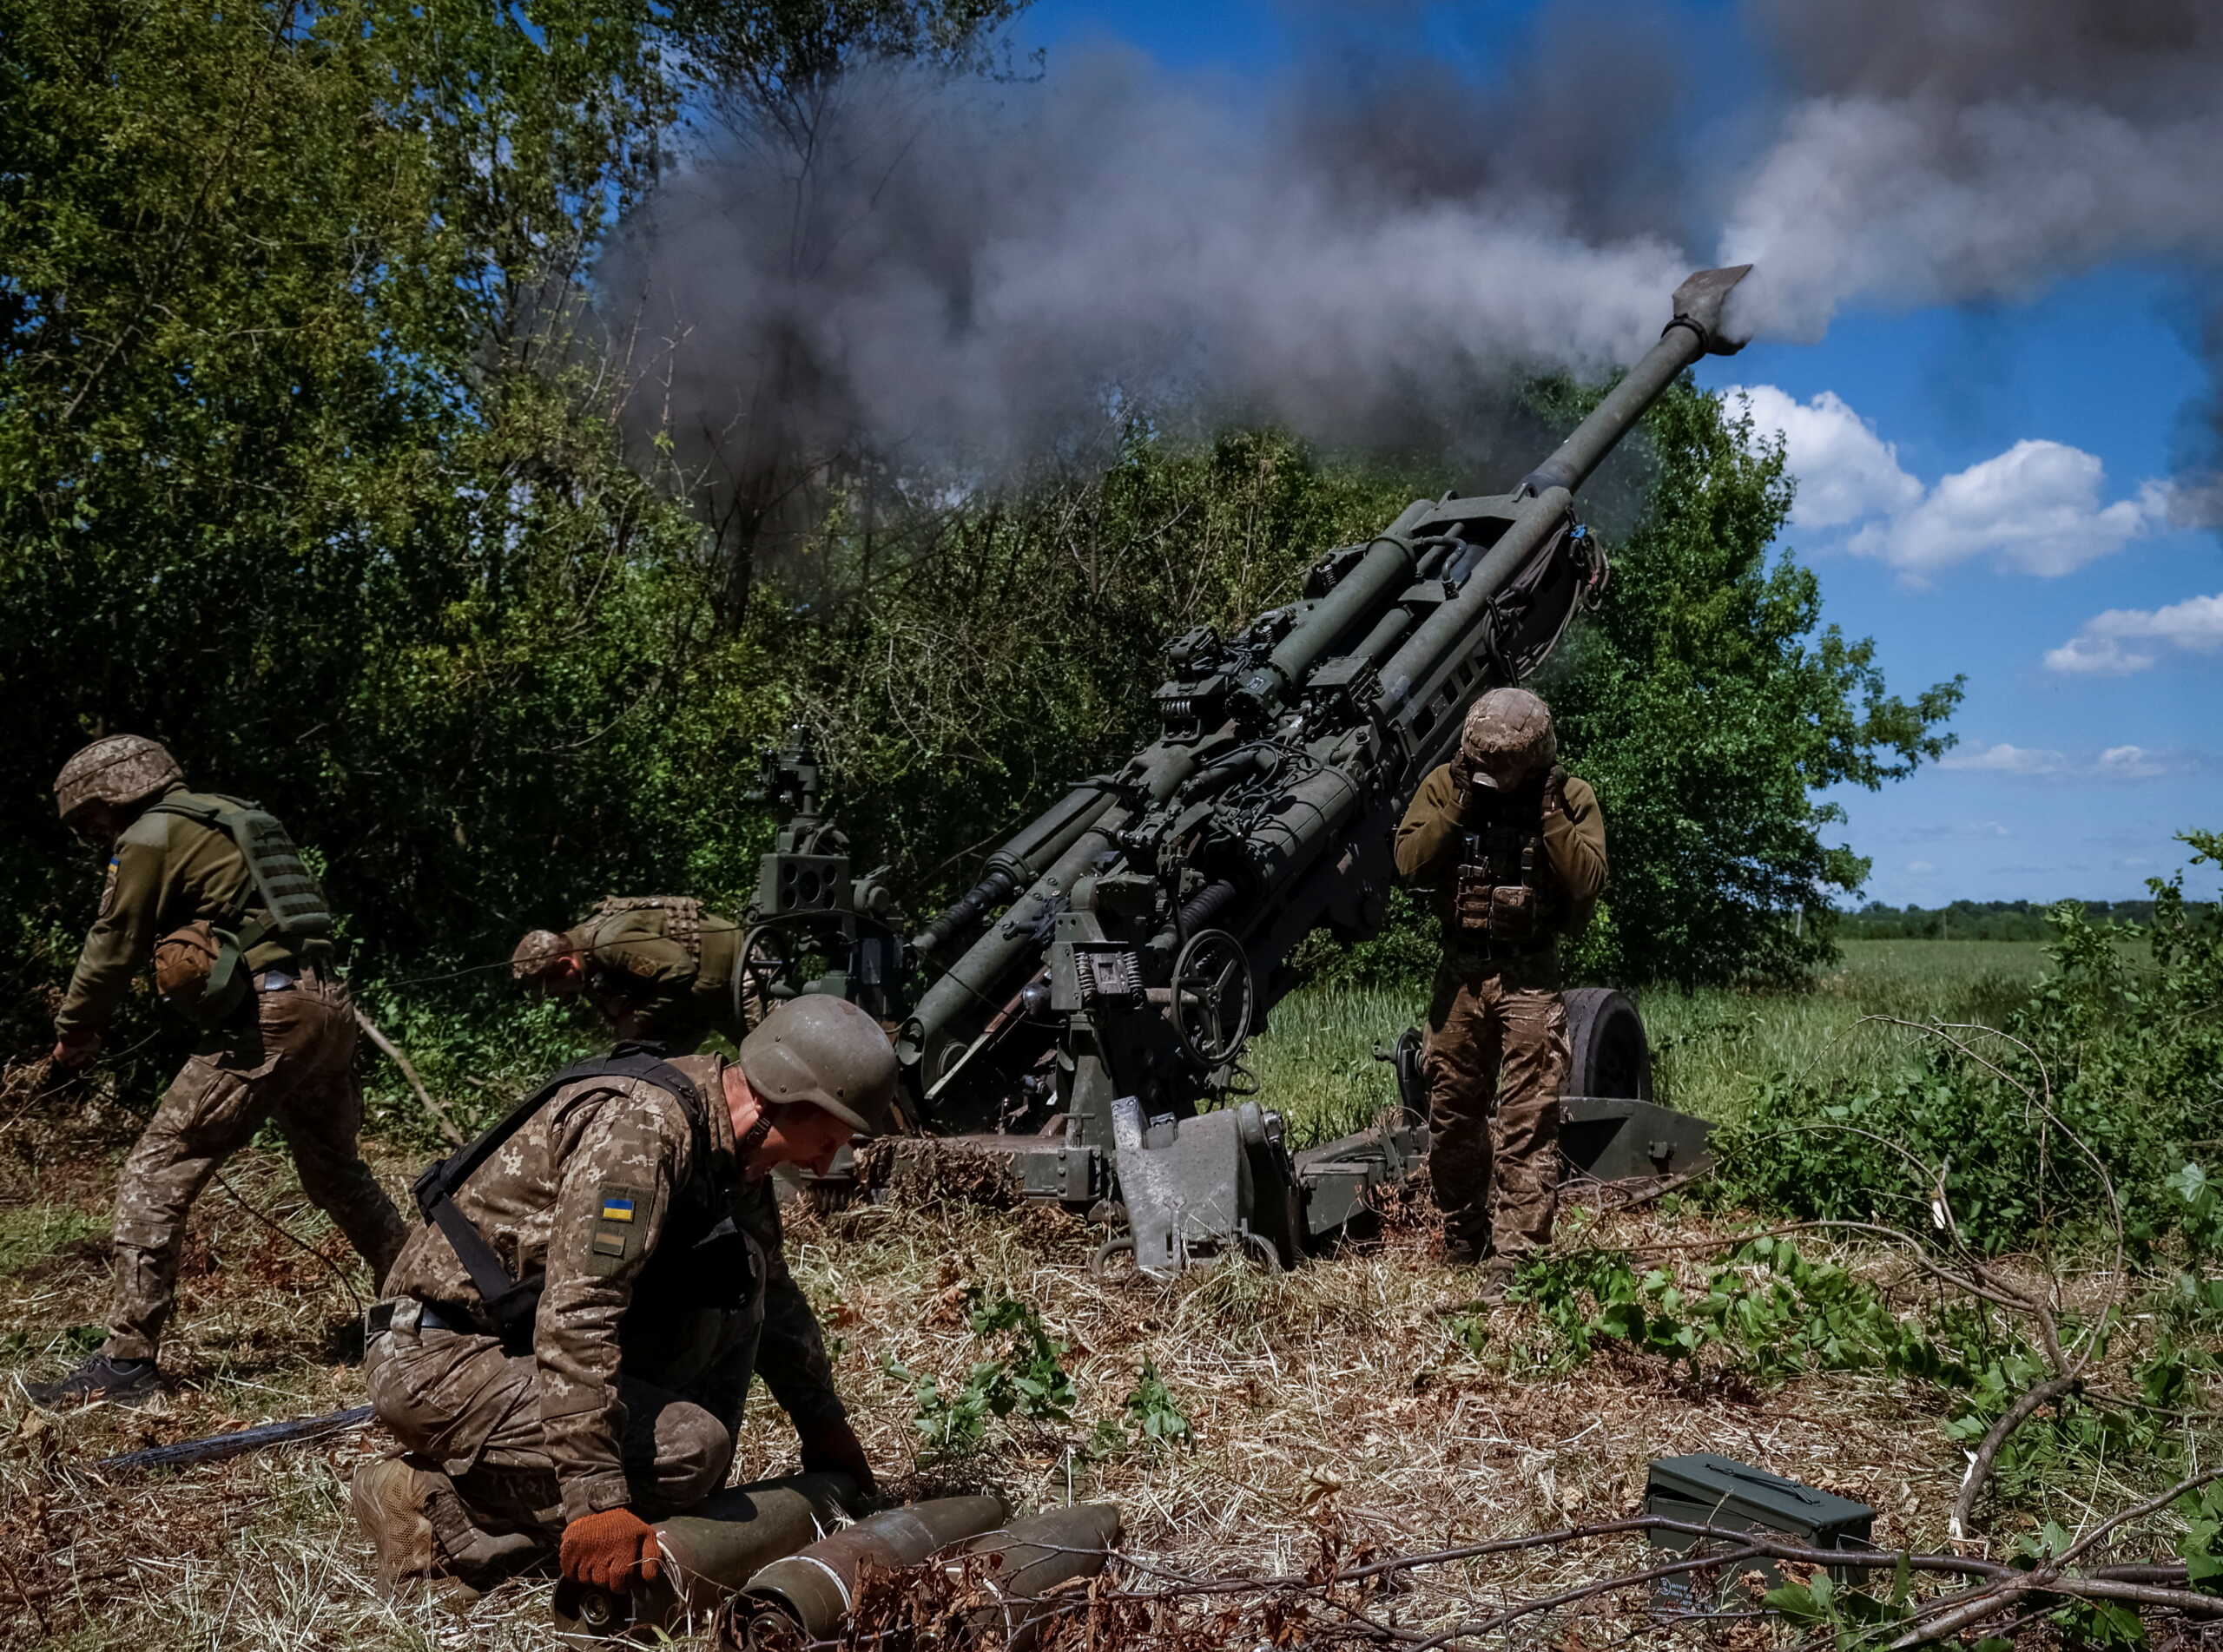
[887,1288,1077,1461]
[1718,831,2223,1254]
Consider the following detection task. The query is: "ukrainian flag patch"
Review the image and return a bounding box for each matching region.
[586,1182,650,1276]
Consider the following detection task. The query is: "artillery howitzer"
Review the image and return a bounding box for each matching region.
[743,268,1748,1270]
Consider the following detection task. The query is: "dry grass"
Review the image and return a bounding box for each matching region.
[0,1125,2041,1652]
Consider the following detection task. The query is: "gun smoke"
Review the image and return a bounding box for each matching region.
[599,0,2223,514]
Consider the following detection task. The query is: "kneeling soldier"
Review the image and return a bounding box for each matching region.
[31,736,406,1405]
[353,994,888,1601]
[511,896,751,1052]
[1394,690,1606,1293]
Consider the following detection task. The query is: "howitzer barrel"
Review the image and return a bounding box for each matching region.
[902,742,1202,1094]
[1520,264,1750,497]
[913,784,1118,958]
[1243,500,1435,705]
[1375,265,1749,737]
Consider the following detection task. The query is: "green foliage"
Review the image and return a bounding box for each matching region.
[0,0,782,1055]
[1122,1359,1195,1447]
[1508,1237,1981,1386]
[0,0,1951,1056]
[887,1287,1076,1460]
[1763,1566,1914,1644]
[1839,897,2210,942]
[2176,1482,2223,1592]
[0,1202,100,1276]
[1720,833,2223,1253]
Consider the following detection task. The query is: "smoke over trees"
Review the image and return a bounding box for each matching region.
[608,0,2223,627]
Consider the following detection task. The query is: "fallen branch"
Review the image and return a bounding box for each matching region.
[353,1008,465,1147]
[1952,1374,2083,1541]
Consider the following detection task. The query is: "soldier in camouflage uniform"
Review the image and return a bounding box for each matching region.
[1394,690,1606,1293]
[29,736,407,1406]
[511,896,754,1052]
[351,994,890,1602]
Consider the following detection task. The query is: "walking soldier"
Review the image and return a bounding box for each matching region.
[30,735,407,1405]
[1393,690,1607,1292]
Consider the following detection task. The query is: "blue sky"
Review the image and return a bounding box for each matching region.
[1013,0,2223,908]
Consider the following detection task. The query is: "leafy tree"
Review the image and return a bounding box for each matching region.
[0,0,750,1047]
[1540,379,1963,984]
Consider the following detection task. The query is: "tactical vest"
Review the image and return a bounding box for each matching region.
[145,793,334,945]
[590,895,736,998]
[409,1049,750,1355]
[1449,789,1563,951]
[594,895,703,959]
[142,792,333,1023]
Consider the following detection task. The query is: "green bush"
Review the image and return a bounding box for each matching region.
[1719,832,2223,1254]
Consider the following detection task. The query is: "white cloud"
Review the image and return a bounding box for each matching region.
[1940,742,2069,776]
[1730,385,1922,530]
[1732,388,2171,580]
[1904,860,1936,874]
[2097,745,2170,780]
[2046,592,2223,676]
[1942,741,2194,782]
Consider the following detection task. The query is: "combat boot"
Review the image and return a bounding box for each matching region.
[24,1354,161,1408]
[350,1454,481,1609]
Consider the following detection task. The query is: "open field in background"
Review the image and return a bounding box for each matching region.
[3,933,2206,1652]
[1247,939,2074,1143]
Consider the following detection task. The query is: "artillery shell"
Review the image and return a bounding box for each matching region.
[733,1494,1011,1647]
[552,1471,859,1642]
[962,1503,1122,1651]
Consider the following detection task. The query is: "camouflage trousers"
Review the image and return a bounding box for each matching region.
[366,1317,735,1583]
[1423,961,1571,1260]
[104,976,408,1362]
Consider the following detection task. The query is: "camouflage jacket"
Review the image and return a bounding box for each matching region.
[1394,764,1608,944]
[380,1052,847,1520]
[564,902,745,1049]
[56,785,300,1038]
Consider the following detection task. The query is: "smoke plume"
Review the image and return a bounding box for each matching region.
[600,0,2223,512]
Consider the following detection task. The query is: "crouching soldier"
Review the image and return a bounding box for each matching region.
[30,736,406,1406]
[352,995,889,1602]
[1393,690,1606,1297]
[511,896,754,1052]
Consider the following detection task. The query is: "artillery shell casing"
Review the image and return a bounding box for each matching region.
[962,1503,1123,1651]
[551,1471,858,1642]
[734,1494,1011,1647]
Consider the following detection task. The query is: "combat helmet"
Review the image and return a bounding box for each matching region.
[510,929,571,984]
[1460,688,1557,787]
[738,995,897,1135]
[54,734,183,822]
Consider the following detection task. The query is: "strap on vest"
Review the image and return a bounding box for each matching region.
[409,1048,706,1353]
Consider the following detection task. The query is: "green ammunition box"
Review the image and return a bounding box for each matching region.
[1644,1453,1875,1616]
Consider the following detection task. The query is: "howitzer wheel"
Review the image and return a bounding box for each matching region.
[1170,929,1256,1069]
[1560,987,1652,1101]
[736,923,799,1030]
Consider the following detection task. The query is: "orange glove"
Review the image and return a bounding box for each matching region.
[559,1508,661,1593]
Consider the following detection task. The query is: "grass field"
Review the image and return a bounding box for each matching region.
[1246,938,2068,1143]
